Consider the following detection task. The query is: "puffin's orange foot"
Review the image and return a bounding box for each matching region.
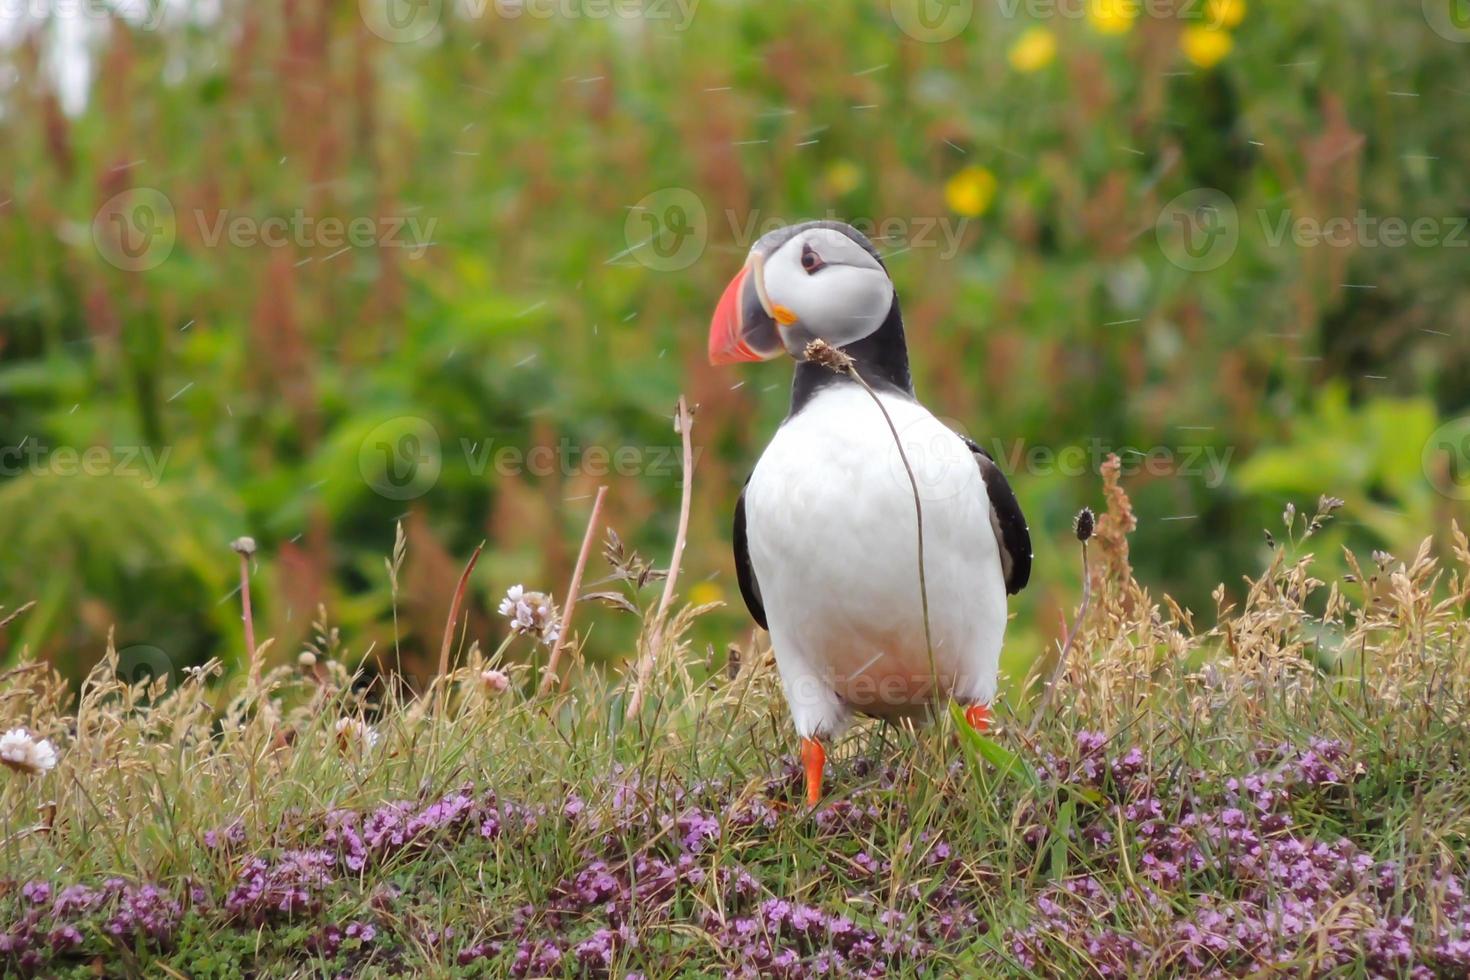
[964,704,991,733]
[800,737,826,807]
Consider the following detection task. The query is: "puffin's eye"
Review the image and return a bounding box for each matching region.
[800,244,824,274]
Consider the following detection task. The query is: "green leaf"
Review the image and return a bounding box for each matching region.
[950,701,1041,791]
[1052,797,1074,880]
[1057,783,1107,807]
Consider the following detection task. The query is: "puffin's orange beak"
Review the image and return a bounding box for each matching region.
[708,255,784,365]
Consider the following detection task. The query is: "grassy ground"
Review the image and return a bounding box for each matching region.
[3,472,1470,978]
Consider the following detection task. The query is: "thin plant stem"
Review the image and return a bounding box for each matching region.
[0,601,35,632]
[540,485,609,696]
[847,373,938,703]
[231,538,259,689]
[626,397,694,720]
[802,341,938,705]
[240,560,256,670]
[436,541,485,707]
[1029,540,1091,736]
[388,520,406,680]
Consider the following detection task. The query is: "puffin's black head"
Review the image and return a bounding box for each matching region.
[708,220,896,365]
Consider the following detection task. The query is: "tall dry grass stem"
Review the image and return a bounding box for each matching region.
[1028,508,1094,735]
[626,397,694,719]
[0,602,35,632]
[802,340,939,703]
[540,485,609,696]
[436,541,485,703]
[231,537,259,687]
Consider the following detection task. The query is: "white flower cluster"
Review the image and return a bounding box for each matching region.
[498,585,561,647]
[0,728,59,776]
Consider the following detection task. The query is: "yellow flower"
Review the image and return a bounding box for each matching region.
[1181,25,1233,69]
[822,160,862,197]
[945,166,997,218]
[1087,0,1137,35]
[1206,0,1245,29]
[1008,27,1057,73]
[688,581,724,607]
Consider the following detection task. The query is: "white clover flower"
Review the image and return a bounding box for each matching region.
[497,584,525,618]
[497,584,561,646]
[0,728,59,776]
[333,717,379,754]
[479,669,511,695]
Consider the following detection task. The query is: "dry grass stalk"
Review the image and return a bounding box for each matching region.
[626,397,695,719]
[1089,454,1137,611]
[231,537,260,688]
[802,339,939,702]
[0,601,36,632]
[436,541,485,699]
[539,485,609,696]
[1028,508,1095,735]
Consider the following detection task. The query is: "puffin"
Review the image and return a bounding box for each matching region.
[708,220,1032,806]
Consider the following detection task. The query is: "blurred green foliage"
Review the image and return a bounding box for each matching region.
[1,0,1467,685]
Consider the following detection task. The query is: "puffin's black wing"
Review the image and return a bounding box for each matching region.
[732,479,767,629]
[963,437,1032,595]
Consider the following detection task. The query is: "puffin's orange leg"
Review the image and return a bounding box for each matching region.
[964,704,991,733]
[800,737,826,807]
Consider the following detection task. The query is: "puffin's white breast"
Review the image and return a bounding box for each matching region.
[744,384,1009,737]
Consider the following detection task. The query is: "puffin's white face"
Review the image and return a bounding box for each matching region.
[708,222,895,364]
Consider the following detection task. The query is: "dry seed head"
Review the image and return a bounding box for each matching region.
[803,339,855,373]
[231,536,257,558]
[1074,507,1096,543]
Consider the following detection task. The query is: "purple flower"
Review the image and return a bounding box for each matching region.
[52,884,102,916]
[103,883,183,945]
[47,925,83,952]
[203,820,246,850]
